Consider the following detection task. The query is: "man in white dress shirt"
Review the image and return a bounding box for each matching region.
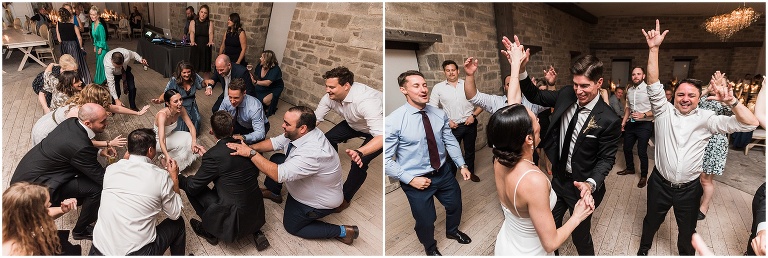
[314,66,383,212]
[91,128,185,256]
[228,106,360,245]
[103,48,148,110]
[637,20,759,256]
[428,60,483,182]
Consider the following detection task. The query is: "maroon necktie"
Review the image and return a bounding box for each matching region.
[419,110,441,170]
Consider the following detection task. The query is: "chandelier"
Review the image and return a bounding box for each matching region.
[702,6,761,41]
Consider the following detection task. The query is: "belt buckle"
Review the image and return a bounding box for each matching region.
[670,182,682,189]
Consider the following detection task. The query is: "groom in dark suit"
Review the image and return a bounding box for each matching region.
[179,110,269,250]
[11,103,114,240]
[204,54,257,113]
[517,40,621,255]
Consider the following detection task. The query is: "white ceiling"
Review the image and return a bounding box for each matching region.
[575,2,766,17]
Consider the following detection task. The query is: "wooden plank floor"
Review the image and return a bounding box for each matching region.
[2,38,383,256]
[385,144,762,256]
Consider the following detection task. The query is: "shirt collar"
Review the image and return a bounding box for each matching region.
[290,127,321,149]
[127,154,153,163]
[78,120,96,139]
[673,106,700,116]
[580,92,601,111]
[404,102,431,115]
[341,82,361,104]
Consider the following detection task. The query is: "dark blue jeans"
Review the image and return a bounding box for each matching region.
[623,120,653,177]
[282,194,339,239]
[400,163,462,252]
[324,120,382,202]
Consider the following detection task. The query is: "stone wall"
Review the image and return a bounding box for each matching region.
[279,2,383,124]
[591,16,766,83]
[385,2,500,148]
[508,3,592,88]
[169,3,273,67]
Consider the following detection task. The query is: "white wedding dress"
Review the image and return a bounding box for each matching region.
[495,169,558,256]
[154,121,197,171]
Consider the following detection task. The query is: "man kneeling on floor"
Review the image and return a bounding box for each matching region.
[227,106,360,245]
[179,111,270,250]
[91,128,185,255]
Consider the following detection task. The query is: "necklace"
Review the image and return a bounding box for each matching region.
[521,158,535,165]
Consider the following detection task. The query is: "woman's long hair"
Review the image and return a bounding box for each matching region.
[64,83,112,111]
[2,182,61,255]
[261,50,278,69]
[58,7,72,23]
[56,70,81,97]
[486,104,534,168]
[227,13,243,36]
[198,5,210,23]
[173,60,198,87]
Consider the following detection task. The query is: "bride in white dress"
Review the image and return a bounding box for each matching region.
[489,37,594,256]
[155,89,206,171]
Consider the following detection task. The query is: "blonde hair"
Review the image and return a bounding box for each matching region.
[2,182,61,255]
[58,54,77,71]
[65,83,112,111]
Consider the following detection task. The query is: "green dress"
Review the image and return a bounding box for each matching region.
[91,21,108,85]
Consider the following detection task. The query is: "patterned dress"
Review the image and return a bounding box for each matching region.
[699,96,733,175]
[91,21,108,85]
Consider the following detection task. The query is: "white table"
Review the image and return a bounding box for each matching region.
[2,29,48,71]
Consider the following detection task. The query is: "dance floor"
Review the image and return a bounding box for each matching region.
[386,127,766,256]
[1,39,383,256]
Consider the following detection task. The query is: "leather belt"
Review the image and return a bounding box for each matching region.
[658,174,698,189]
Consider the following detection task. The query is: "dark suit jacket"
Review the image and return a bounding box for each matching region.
[179,137,265,242]
[11,118,104,196]
[520,76,621,205]
[211,63,256,97]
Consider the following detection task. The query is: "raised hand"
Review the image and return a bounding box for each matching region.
[463,57,478,76]
[544,65,557,86]
[707,71,735,104]
[500,36,526,67]
[642,19,669,49]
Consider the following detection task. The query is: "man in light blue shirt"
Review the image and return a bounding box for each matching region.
[385,70,471,256]
[219,78,268,144]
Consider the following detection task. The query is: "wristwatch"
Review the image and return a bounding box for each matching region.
[459,164,469,169]
[248,149,257,158]
[729,100,740,108]
[587,181,596,193]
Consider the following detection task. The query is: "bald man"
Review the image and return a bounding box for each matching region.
[12,103,116,240]
[204,54,256,113]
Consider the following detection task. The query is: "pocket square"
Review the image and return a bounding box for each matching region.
[585,135,597,138]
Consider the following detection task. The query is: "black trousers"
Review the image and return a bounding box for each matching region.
[114,66,137,110]
[401,163,462,252]
[264,154,286,195]
[449,122,477,173]
[324,121,382,202]
[551,174,605,255]
[89,218,186,255]
[747,182,766,255]
[638,169,702,255]
[623,120,653,177]
[50,176,101,234]
[282,194,339,239]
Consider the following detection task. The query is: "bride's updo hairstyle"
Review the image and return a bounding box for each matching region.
[486,104,533,168]
[163,89,181,107]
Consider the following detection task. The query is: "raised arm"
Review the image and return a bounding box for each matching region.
[756,79,766,129]
[707,71,759,129]
[644,19,670,116]
[463,57,479,100]
[501,35,527,105]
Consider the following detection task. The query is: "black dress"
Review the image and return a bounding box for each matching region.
[223,29,246,66]
[190,19,212,73]
[57,22,91,84]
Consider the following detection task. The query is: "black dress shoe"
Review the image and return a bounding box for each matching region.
[72,225,94,240]
[637,250,648,256]
[698,211,706,220]
[190,218,219,245]
[426,249,442,256]
[261,188,283,204]
[446,230,471,244]
[617,169,636,175]
[253,230,270,251]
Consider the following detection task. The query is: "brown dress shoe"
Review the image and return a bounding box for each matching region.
[261,188,283,204]
[333,199,350,213]
[617,169,636,175]
[469,174,480,182]
[335,225,359,245]
[637,176,648,188]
